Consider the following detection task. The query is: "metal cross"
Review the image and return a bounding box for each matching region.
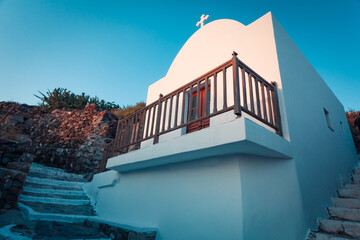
[196,14,209,28]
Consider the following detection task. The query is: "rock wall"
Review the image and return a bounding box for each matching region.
[0,102,118,212]
[0,138,34,213]
[30,104,118,176]
[0,102,37,212]
[0,101,118,176]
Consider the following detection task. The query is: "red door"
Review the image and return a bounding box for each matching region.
[187,86,210,133]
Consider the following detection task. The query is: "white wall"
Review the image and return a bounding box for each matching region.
[86,156,244,240]
[86,153,307,240]
[271,14,358,236]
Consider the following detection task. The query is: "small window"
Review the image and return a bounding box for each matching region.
[340,121,345,133]
[324,108,334,131]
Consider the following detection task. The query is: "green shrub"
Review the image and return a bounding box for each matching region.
[35,88,120,111]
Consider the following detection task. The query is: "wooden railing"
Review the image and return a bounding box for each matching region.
[101,52,282,170]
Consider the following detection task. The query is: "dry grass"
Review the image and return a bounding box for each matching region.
[112,102,146,119]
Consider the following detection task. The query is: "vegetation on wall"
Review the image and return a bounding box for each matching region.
[35,88,120,111]
[346,110,360,153]
[34,88,146,120]
[112,102,146,119]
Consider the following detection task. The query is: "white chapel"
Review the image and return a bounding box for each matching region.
[85,12,358,240]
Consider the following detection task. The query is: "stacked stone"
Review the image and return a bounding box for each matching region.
[0,138,34,212]
[30,103,118,175]
[0,101,37,142]
[83,219,157,240]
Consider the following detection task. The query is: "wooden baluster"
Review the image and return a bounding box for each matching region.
[181,89,186,125]
[188,85,193,122]
[271,82,282,136]
[254,77,261,117]
[232,51,241,115]
[114,120,122,149]
[145,108,151,138]
[153,94,163,144]
[115,121,122,149]
[137,111,145,141]
[213,72,217,113]
[150,105,156,137]
[260,82,268,121]
[168,95,173,130]
[174,92,179,127]
[241,67,247,110]
[196,82,200,119]
[121,119,128,149]
[204,77,209,116]
[131,114,137,143]
[162,98,167,132]
[223,68,227,109]
[248,72,254,113]
[266,86,274,125]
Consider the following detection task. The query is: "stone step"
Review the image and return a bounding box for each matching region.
[319,219,360,238]
[332,198,360,209]
[10,220,110,240]
[314,232,355,240]
[22,191,89,200]
[20,201,96,216]
[27,171,87,182]
[343,184,360,190]
[352,174,360,184]
[328,207,360,222]
[18,203,94,223]
[338,189,360,199]
[24,181,83,191]
[19,195,90,205]
[23,186,86,196]
[29,163,86,180]
[26,176,85,188]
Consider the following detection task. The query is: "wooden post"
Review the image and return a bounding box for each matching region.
[271,82,282,136]
[153,94,163,144]
[232,51,241,116]
[222,68,227,109]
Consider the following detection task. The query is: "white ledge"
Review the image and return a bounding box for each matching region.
[107,117,292,172]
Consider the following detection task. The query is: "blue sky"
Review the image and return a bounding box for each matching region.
[0,0,359,110]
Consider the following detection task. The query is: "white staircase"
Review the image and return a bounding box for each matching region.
[308,166,360,239]
[19,163,96,223]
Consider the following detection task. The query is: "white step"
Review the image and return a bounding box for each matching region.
[26,176,84,188]
[338,189,360,199]
[332,198,360,209]
[19,195,90,205]
[18,203,90,223]
[29,163,85,180]
[315,232,354,240]
[319,219,360,238]
[23,186,86,196]
[328,207,360,222]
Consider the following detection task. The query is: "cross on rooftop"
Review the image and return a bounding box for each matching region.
[196,14,209,28]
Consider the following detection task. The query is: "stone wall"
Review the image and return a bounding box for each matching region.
[0,139,34,213]
[0,101,118,212]
[30,103,118,176]
[0,102,36,212]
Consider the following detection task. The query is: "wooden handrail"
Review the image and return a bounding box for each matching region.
[101,52,283,169]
